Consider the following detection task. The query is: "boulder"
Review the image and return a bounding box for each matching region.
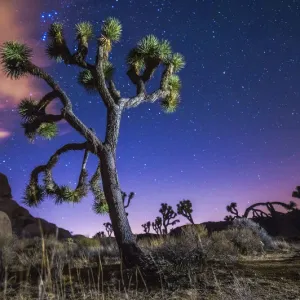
[22,218,72,239]
[136,233,160,241]
[0,173,72,240]
[0,211,12,238]
[0,173,12,199]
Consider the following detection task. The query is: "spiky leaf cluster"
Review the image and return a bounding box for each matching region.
[101,17,122,42]
[46,23,67,62]
[36,123,58,140]
[126,48,145,74]
[93,199,109,215]
[78,70,97,92]
[75,22,93,43]
[165,53,185,73]
[23,181,45,207]
[22,121,58,142]
[54,184,88,204]
[0,41,32,79]
[90,164,109,215]
[160,74,182,113]
[126,36,173,77]
[18,98,39,122]
[137,35,171,61]
[160,94,180,113]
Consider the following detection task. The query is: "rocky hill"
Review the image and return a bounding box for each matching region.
[0,172,72,239]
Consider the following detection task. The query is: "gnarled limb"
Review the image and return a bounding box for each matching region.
[24,62,103,151]
[108,80,121,102]
[23,142,93,206]
[123,65,171,109]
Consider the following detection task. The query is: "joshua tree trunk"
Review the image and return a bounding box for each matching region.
[100,149,142,266]
[99,107,149,268]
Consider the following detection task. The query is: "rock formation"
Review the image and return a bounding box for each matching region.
[0,173,12,199]
[0,211,12,238]
[0,172,72,239]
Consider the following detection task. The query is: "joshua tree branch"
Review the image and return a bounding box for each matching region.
[95,44,116,108]
[25,142,93,206]
[25,62,104,151]
[122,64,171,109]
[123,88,168,109]
[37,91,60,111]
[108,80,121,102]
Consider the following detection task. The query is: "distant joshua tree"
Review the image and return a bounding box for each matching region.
[158,203,180,234]
[93,190,135,216]
[152,217,163,235]
[1,15,185,269]
[292,186,300,199]
[121,191,135,216]
[93,231,106,238]
[177,199,194,224]
[224,201,297,221]
[141,221,151,234]
[103,222,113,237]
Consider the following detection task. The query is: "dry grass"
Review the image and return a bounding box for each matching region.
[0,224,298,299]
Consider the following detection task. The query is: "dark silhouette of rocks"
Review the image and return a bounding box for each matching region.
[0,172,72,239]
[170,211,300,241]
[0,172,12,198]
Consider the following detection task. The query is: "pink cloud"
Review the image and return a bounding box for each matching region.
[0,1,58,138]
[0,129,11,139]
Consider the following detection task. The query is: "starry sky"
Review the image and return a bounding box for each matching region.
[1,0,300,236]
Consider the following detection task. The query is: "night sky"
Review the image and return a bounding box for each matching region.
[1,0,300,236]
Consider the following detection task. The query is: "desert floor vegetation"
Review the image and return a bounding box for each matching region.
[1,221,299,300]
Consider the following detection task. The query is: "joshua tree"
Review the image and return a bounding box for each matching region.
[93,231,106,238]
[225,201,297,221]
[152,217,163,235]
[121,191,135,216]
[226,202,241,219]
[0,17,185,269]
[292,186,300,199]
[141,221,151,234]
[224,215,235,222]
[158,203,180,234]
[177,199,194,224]
[103,222,113,237]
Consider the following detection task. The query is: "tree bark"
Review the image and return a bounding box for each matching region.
[100,149,154,269]
[98,106,158,273]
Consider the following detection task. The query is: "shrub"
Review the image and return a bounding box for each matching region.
[74,236,100,248]
[206,226,264,261]
[232,218,275,250]
[207,230,238,261]
[144,235,206,288]
[182,224,208,239]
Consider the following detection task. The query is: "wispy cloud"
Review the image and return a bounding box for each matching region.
[0,1,51,140]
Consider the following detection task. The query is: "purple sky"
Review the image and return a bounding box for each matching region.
[1,0,300,236]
